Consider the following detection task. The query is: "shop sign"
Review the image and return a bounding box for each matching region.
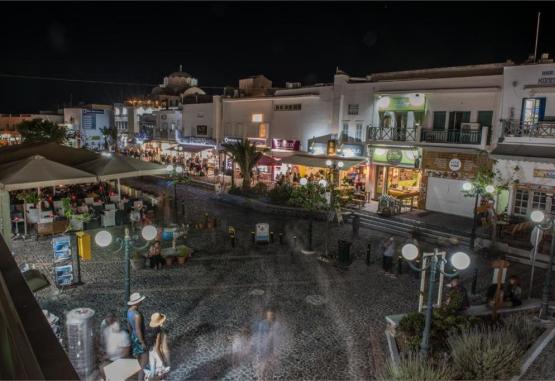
[247,137,267,147]
[539,70,555,85]
[377,95,426,112]
[372,147,419,168]
[310,142,327,155]
[339,144,363,157]
[449,158,462,171]
[223,136,243,145]
[272,139,300,151]
[327,140,337,156]
[533,169,555,179]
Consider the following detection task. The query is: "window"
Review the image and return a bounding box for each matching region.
[448,111,470,130]
[342,122,349,140]
[196,125,208,135]
[532,191,547,210]
[433,111,446,130]
[274,104,301,111]
[521,98,546,124]
[355,123,363,141]
[252,113,263,122]
[477,111,493,127]
[348,104,359,115]
[513,189,529,216]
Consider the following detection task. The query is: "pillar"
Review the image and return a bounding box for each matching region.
[0,190,12,250]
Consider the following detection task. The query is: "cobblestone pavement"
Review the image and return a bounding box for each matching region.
[12,177,551,380]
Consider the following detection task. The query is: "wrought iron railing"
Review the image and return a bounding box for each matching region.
[367,126,417,142]
[502,119,555,138]
[420,129,482,145]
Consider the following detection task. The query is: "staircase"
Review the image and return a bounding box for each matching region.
[344,208,472,247]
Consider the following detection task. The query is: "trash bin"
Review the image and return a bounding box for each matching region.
[76,231,91,261]
[338,240,352,265]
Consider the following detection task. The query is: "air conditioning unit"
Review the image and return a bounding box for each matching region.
[461,122,481,131]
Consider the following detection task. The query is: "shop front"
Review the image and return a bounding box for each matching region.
[368,147,422,208]
[421,149,490,217]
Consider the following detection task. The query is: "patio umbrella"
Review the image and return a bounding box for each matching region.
[0,142,98,166]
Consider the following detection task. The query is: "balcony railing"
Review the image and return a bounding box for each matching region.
[420,129,483,145]
[502,119,555,138]
[367,126,417,142]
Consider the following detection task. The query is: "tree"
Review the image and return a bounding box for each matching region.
[17,119,67,143]
[222,140,264,191]
[289,182,327,253]
[100,126,118,152]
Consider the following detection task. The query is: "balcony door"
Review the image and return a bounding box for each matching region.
[521,98,546,125]
[448,111,470,142]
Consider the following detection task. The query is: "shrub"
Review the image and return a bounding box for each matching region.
[251,182,268,196]
[268,183,293,205]
[503,313,542,351]
[448,325,523,380]
[228,185,243,196]
[378,352,454,381]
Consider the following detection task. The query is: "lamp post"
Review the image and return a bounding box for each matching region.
[94,225,157,307]
[401,243,471,356]
[462,182,495,250]
[530,210,555,320]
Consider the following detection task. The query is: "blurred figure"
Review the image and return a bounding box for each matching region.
[506,275,522,307]
[252,307,284,380]
[445,276,470,313]
[231,327,251,368]
[381,237,396,277]
[100,312,130,379]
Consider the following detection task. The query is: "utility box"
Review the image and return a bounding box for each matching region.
[76,232,91,261]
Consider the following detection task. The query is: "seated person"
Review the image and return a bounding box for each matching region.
[445,276,470,313]
[148,241,164,270]
[506,275,522,307]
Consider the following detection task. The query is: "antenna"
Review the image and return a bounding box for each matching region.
[534,12,541,62]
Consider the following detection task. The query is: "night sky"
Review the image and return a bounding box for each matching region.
[1,1,554,113]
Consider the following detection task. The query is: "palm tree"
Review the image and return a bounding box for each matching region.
[222,140,264,191]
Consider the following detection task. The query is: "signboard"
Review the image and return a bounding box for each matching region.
[339,144,363,157]
[247,137,267,147]
[272,139,300,151]
[53,235,72,262]
[327,140,337,156]
[377,95,426,111]
[371,148,419,168]
[255,223,270,243]
[223,136,243,145]
[449,158,462,171]
[310,142,326,155]
[179,136,216,146]
[52,235,74,286]
[534,169,555,179]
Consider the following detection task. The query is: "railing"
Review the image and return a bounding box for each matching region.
[420,129,482,145]
[502,119,555,138]
[0,234,77,380]
[367,126,417,142]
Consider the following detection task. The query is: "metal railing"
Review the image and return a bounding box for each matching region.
[420,129,482,145]
[502,119,555,138]
[367,126,417,142]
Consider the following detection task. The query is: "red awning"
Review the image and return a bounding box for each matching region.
[257,155,281,166]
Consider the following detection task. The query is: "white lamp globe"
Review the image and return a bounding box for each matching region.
[485,185,495,193]
[141,225,157,241]
[409,93,425,107]
[450,252,471,270]
[95,230,113,247]
[166,164,174,172]
[319,179,328,187]
[299,177,308,186]
[325,159,333,167]
[337,161,344,169]
[531,210,546,224]
[462,182,473,192]
[401,243,419,261]
[176,166,184,174]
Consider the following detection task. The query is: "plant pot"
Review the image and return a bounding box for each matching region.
[165,256,174,266]
[177,256,187,265]
[131,258,144,270]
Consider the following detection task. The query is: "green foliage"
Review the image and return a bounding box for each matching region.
[378,352,454,381]
[17,119,67,143]
[228,184,244,196]
[503,313,542,351]
[448,325,523,380]
[268,183,293,205]
[222,141,266,191]
[288,182,327,213]
[251,182,268,196]
[16,191,39,205]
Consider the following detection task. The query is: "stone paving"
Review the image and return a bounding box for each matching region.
[12,177,553,380]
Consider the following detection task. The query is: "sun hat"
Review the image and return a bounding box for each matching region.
[149,312,167,328]
[127,292,146,305]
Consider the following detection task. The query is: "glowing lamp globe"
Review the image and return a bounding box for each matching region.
[318,179,328,187]
[450,252,471,270]
[176,166,184,174]
[401,243,419,261]
[166,164,174,172]
[337,161,344,169]
[531,210,546,224]
[325,159,333,167]
[299,177,308,186]
[462,182,473,192]
[485,185,495,193]
[141,225,157,241]
[95,230,113,247]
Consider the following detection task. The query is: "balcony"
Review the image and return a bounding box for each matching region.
[502,119,555,138]
[421,129,482,144]
[367,126,417,143]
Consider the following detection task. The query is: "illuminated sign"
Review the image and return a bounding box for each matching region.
[534,169,555,179]
[272,139,300,151]
[223,136,243,144]
[339,144,363,157]
[327,140,337,156]
[377,95,426,111]
[372,147,419,168]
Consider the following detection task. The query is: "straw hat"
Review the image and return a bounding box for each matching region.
[127,292,146,305]
[149,312,167,328]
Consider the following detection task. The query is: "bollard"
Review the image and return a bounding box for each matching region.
[270,232,274,243]
[366,243,372,266]
[397,256,403,275]
[279,233,283,245]
[470,268,478,294]
[352,215,360,236]
[293,235,297,248]
[231,235,236,248]
[251,231,255,243]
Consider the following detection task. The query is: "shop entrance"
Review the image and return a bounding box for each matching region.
[373,165,421,208]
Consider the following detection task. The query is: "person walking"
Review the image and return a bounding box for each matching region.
[127,293,149,381]
[145,312,170,380]
[148,241,164,270]
[382,237,396,278]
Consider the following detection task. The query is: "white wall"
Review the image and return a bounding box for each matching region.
[425,177,477,217]
[182,103,214,137]
[494,159,555,188]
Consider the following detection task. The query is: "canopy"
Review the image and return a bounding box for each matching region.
[76,154,168,181]
[0,155,98,191]
[281,153,366,171]
[257,155,281,166]
[0,142,98,166]
[169,144,214,153]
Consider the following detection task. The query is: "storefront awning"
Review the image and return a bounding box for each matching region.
[490,144,555,164]
[281,153,366,171]
[170,144,215,153]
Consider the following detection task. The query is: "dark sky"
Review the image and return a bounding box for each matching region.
[1,1,554,113]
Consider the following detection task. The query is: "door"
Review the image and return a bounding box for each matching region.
[521,98,546,125]
[374,166,386,199]
[425,177,476,217]
[448,111,470,142]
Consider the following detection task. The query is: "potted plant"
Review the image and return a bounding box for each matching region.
[176,247,189,265]
[131,251,145,270]
[164,255,174,267]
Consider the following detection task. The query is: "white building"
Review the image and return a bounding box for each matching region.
[491,56,555,219]
[63,104,113,150]
[0,112,63,130]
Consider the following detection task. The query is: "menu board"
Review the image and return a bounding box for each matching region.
[52,235,74,287]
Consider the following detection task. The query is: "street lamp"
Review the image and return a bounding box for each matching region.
[530,210,555,320]
[401,243,471,356]
[94,225,157,307]
[462,181,495,250]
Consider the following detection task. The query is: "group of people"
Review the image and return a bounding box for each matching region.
[100,292,170,381]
